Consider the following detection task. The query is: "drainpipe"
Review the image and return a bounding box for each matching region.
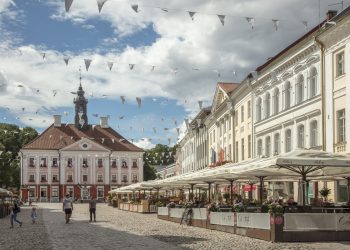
[314,36,326,151]
[58,150,61,201]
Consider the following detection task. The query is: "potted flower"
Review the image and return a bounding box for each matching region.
[207,203,218,212]
[233,203,244,212]
[268,202,284,214]
[319,187,331,202]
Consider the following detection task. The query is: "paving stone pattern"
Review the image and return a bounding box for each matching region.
[1,203,350,250]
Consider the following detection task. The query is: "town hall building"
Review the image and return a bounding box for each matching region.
[20,83,144,202]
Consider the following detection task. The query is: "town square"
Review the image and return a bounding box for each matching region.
[1,0,350,249]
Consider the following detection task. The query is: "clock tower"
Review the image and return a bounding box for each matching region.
[74,71,88,130]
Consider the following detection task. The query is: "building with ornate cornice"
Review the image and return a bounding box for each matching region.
[20,83,144,202]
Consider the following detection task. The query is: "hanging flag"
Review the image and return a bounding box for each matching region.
[136,97,141,108]
[272,19,280,31]
[217,15,225,26]
[22,107,25,112]
[65,0,73,12]
[84,59,92,71]
[174,120,177,126]
[142,128,145,133]
[112,138,115,143]
[102,94,108,98]
[246,17,255,29]
[64,111,68,116]
[107,61,114,71]
[53,90,57,97]
[131,4,139,13]
[152,127,157,133]
[151,66,155,71]
[92,125,96,130]
[198,100,203,109]
[17,84,23,88]
[176,127,180,136]
[63,56,70,66]
[161,8,168,12]
[92,114,98,117]
[119,115,124,120]
[129,64,135,70]
[168,138,171,145]
[41,52,46,59]
[120,96,126,104]
[211,148,216,164]
[101,138,105,143]
[188,11,196,20]
[164,128,169,131]
[97,0,108,13]
[233,71,237,78]
[173,68,178,75]
[219,148,225,162]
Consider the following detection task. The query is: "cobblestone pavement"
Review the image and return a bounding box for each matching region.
[2,203,350,250]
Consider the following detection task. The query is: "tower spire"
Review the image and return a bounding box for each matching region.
[74,67,88,130]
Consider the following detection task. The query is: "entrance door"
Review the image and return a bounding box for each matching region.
[81,188,90,200]
[40,187,47,202]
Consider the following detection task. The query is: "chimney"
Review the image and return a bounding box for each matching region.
[100,116,109,128]
[326,10,337,21]
[53,115,61,127]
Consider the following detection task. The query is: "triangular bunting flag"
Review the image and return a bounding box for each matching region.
[120,96,126,104]
[136,97,141,108]
[97,0,108,13]
[65,0,73,12]
[218,15,225,26]
[84,59,92,71]
[188,11,196,20]
[131,4,139,13]
[63,56,70,66]
[301,21,308,29]
[107,61,113,71]
[246,17,255,29]
[272,19,280,31]
[198,100,203,109]
[129,64,135,70]
[176,127,180,136]
[152,127,157,133]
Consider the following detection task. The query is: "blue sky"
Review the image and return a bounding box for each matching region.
[0,0,346,149]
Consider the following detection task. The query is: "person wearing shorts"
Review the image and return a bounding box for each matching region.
[63,193,73,223]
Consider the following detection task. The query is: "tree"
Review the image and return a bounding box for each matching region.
[0,123,38,188]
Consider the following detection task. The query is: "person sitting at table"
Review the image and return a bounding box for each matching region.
[287,196,295,205]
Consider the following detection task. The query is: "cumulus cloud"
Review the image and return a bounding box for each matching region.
[0,0,346,134]
[134,138,156,150]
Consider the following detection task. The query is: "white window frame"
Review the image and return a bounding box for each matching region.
[285,129,292,153]
[265,136,271,157]
[309,67,318,98]
[336,51,345,78]
[297,125,305,148]
[310,120,318,147]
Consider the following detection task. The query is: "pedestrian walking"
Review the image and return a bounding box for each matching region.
[31,207,38,224]
[10,202,22,228]
[62,193,73,223]
[89,196,97,222]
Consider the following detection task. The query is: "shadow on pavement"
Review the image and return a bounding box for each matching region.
[151,235,207,245]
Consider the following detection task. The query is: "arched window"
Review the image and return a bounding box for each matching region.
[257,139,262,156]
[310,121,318,148]
[264,93,271,118]
[256,97,262,122]
[309,67,318,98]
[273,88,280,115]
[285,129,292,152]
[284,81,291,109]
[274,133,280,155]
[297,125,305,148]
[265,136,271,157]
[296,75,304,104]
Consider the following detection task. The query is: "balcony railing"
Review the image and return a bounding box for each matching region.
[334,142,347,153]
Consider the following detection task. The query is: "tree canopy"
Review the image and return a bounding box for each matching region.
[0,123,38,189]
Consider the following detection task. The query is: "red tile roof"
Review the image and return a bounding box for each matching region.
[218,82,240,94]
[22,124,143,152]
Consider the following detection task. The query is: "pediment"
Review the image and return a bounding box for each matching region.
[60,138,110,152]
[212,87,229,112]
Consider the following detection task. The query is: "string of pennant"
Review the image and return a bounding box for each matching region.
[64,0,310,31]
[37,51,238,80]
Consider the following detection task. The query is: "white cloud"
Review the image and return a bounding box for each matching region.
[0,0,346,138]
[134,138,156,150]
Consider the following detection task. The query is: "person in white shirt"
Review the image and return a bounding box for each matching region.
[62,193,73,223]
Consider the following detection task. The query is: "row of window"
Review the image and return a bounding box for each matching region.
[234,135,252,162]
[27,174,139,183]
[256,67,318,122]
[28,157,139,168]
[256,121,319,157]
[234,101,251,126]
